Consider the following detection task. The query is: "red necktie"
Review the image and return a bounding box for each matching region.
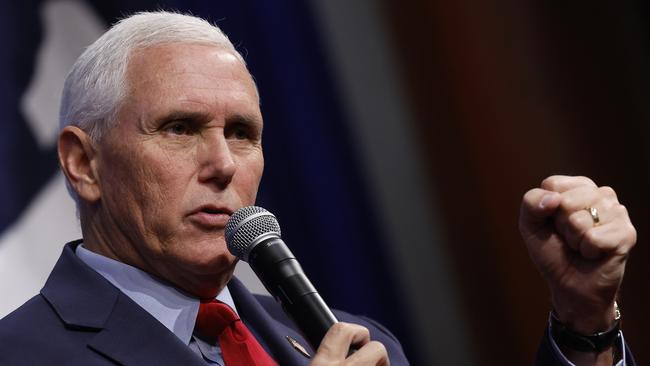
[194,300,278,366]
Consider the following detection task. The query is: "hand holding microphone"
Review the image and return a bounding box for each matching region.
[225,206,389,365]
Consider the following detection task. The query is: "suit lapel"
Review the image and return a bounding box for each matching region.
[87,293,204,366]
[229,277,313,366]
[41,241,204,366]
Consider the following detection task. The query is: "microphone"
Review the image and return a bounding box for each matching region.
[225,206,339,351]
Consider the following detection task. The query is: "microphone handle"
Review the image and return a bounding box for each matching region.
[248,238,338,350]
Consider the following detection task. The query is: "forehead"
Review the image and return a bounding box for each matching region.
[124,43,258,104]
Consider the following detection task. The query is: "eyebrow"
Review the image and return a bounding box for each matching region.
[226,113,263,128]
[153,109,263,130]
[155,110,212,124]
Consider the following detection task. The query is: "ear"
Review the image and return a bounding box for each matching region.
[57,126,101,203]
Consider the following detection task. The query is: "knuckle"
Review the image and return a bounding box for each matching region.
[541,176,560,190]
[613,204,629,217]
[576,175,596,186]
[328,322,349,337]
[624,223,637,244]
[368,341,388,356]
[360,326,370,339]
[330,322,370,338]
[598,186,617,199]
[572,175,597,187]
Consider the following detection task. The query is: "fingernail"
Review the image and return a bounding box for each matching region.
[539,194,554,209]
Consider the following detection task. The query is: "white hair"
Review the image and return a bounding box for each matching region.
[59,11,245,142]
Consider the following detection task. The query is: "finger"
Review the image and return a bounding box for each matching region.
[553,187,622,250]
[606,203,633,224]
[556,185,619,214]
[519,188,561,236]
[345,341,390,366]
[579,213,637,260]
[314,322,370,361]
[555,209,593,252]
[541,175,597,193]
[554,208,628,253]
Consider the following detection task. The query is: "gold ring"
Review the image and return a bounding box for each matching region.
[585,207,600,226]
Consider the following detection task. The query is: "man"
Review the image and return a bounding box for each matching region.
[0,11,401,366]
[0,11,636,366]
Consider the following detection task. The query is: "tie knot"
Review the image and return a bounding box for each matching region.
[193,299,278,366]
[195,300,240,344]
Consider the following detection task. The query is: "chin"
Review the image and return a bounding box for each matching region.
[183,249,237,273]
[171,252,237,298]
[184,235,230,257]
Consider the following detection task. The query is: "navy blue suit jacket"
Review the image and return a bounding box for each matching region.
[0,242,409,365]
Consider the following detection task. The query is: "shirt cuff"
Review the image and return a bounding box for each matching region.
[547,316,627,366]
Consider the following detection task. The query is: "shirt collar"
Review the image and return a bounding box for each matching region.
[75,243,238,346]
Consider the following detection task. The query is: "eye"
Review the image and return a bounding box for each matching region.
[164,121,192,135]
[233,126,248,140]
[226,123,251,140]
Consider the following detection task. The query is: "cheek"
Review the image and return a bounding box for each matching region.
[124,164,193,250]
[237,154,264,203]
[138,156,194,221]
[102,149,187,225]
[102,161,156,226]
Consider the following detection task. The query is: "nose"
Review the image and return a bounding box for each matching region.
[197,130,236,187]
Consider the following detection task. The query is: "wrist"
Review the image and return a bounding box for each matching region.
[552,299,618,334]
[549,301,621,353]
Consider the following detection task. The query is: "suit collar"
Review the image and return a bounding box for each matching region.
[40,240,118,329]
[76,244,199,345]
[86,292,204,365]
[41,241,204,365]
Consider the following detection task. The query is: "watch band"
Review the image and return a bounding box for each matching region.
[550,310,621,353]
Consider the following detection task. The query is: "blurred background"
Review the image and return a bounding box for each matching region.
[1,0,649,364]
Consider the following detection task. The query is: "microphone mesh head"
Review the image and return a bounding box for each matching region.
[225,206,281,259]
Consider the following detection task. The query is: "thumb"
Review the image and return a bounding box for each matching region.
[519,188,561,237]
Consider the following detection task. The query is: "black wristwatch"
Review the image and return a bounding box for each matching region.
[550,303,621,353]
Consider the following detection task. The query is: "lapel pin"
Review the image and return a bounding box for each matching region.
[285,336,311,359]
